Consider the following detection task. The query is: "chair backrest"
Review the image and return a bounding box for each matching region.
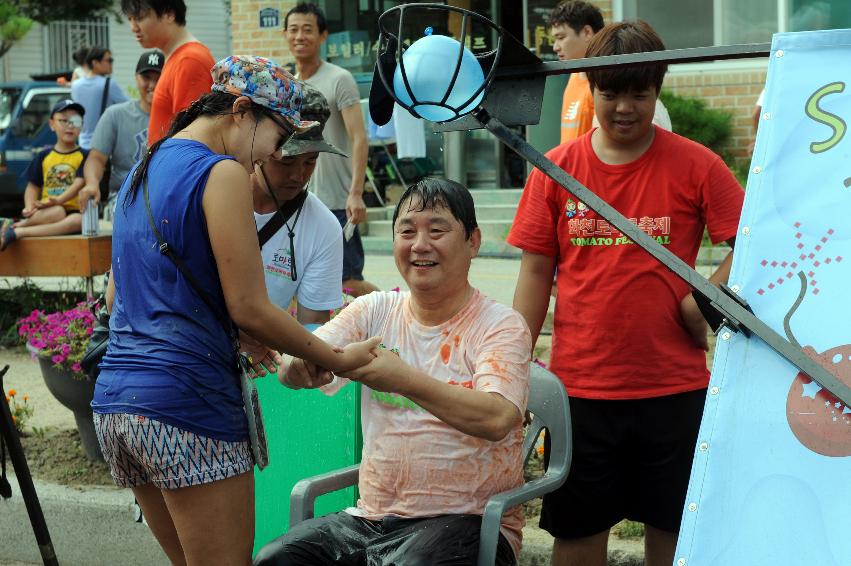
[522,364,572,477]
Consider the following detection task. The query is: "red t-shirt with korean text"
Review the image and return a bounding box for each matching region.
[507,127,744,400]
[148,41,215,145]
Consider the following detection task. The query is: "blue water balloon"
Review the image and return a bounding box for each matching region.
[393,34,485,122]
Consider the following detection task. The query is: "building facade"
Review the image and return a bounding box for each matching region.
[0,0,232,99]
[2,1,845,186]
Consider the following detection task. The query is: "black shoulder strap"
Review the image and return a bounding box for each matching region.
[142,177,238,349]
[100,77,111,117]
[257,189,308,249]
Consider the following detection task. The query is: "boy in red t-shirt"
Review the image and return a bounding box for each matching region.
[507,21,744,566]
[120,0,215,145]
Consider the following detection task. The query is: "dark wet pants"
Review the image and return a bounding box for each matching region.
[253,512,516,566]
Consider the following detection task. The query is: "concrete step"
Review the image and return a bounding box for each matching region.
[363,232,727,268]
[361,235,522,258]
[366,203,519,223]
[468,188,523,205]
[367,218,515,241]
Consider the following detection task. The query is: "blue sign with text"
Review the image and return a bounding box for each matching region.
[259,7,279,29]
[675,28,851,565]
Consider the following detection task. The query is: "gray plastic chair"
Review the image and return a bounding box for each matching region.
[289,363,572,566]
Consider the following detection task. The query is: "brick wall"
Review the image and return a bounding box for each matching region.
[231,0,297,64]
[664,68,766,163]
[596,0,614,23]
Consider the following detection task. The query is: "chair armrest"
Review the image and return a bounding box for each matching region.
[289,464,360,528]
[477,474,568,566]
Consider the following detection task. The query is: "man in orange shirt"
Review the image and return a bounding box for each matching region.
[121,0,215,145]
[550,1,604,144]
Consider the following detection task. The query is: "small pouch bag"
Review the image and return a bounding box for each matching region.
[81,300,110,379]
[238,352,269,469]
[142,178,269,470]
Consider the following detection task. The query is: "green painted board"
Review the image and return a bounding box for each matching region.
[253,375,362,553]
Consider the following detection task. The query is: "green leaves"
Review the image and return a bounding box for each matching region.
[5,0,115,25]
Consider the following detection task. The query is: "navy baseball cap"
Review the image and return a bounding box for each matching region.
[51,99,85,117]
[136,50,165,74]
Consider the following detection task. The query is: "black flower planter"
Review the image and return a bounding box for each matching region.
[28,344,103,461]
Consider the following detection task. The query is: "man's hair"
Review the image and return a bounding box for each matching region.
[84,46,109,67]
[392,178,478,240]
[586,20,667,94]
[548,1,605,34]
[284,2,327,33]
[121,0,187,26]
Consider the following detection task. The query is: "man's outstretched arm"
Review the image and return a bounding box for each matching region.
[339,348,525,442]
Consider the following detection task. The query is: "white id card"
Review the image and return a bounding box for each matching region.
[343,219,356,241]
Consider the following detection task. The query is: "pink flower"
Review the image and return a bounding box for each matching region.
[18,300,98,380]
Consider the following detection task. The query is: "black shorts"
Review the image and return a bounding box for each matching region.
[332,209,365,281]
[540,388,707,540]
[253,512,516,566]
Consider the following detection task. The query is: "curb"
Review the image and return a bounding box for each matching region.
[519,525,644,566]
[0,471,644,566]
[0,472,167,566]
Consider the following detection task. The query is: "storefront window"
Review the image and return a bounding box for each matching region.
[620,0,851,49]
[318,1,507,187]
[526,0,558,60]
[789,0,851,31]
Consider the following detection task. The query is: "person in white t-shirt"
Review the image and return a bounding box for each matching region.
[254,178,532,566]
[249,85,347,330]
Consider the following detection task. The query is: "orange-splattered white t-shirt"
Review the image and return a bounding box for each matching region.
[318,288,531,557]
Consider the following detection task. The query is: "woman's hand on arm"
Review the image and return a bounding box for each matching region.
[339,349,522,441]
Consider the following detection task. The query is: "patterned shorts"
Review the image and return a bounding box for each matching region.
[93,413,254,490]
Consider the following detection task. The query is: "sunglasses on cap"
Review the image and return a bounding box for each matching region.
[57,116,84,129]
[272,115,296,153]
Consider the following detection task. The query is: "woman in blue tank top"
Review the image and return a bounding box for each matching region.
[91,55,379,565]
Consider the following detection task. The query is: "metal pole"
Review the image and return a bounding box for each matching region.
[474,110,851,408]
[443,130,466,184]
[0,365,59,566]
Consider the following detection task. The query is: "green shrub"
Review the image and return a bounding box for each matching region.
[0,279,86,347]
[613,519,645,539]
[660,90,733,155]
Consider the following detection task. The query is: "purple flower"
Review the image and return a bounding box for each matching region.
[18,302,97,379]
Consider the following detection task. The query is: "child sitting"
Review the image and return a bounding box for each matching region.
[0,99,89,251]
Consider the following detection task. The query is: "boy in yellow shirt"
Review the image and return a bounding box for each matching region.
[0,99,88,250]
